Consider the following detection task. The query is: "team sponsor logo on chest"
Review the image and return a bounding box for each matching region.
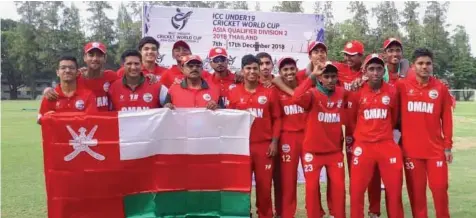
[96,96,108,107]
[248,108,264,118]
[258,96,267,104]
[317,112,340,123]
[143,93,153,102]
[121,106,150,112]
[203,93,212,101]
[363,108,388,120]
[75,99,85,110]
[429,89,439,99]
[407,101,434,114]
[283,104,304,115]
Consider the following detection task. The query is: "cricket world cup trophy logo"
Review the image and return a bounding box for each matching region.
[171,8,193,30]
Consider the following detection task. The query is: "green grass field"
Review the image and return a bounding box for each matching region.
[2,100,476,218]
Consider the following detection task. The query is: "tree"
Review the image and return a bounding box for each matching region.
[116,3,141,63]
[229,2,248,10]
[255,2,261,11]
[400,1,423,59]
[1,19,25,99]
[371,1,401,53]
[14,1,44,99]
[422,1,451,76]
[155,1,224,8]
[347,2,372,53]
[59,3,86,66]
[86,1,117,69]
[448,25,476,99]
[272,1,303,13]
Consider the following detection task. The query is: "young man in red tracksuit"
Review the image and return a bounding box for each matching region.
[206,47,238,107]
[38,56,98,124]
[349,54,403,218]
[227,54,282,218]
[293,61,347,218]
[116,37,168,80]
[272,57,309,218]
[396,48,453,218]
[108,50,168,112]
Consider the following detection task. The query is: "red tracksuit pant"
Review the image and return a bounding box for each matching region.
[304,151,346,218]
[273,131,303,218]
[251,141,275,218]
[350,141,403,218]
[404,157,450,218]
[345,136,382,217]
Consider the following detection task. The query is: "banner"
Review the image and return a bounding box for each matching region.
[143,5,325,71]
[41,109,254,218]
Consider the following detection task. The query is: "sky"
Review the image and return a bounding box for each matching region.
[2,1,476,56]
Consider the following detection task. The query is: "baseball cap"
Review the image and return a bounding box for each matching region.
[277,57,297,69]
[342,40,364,55]
[308,41,327,54]
[84,42,107,54]
[181,55,203,65]
[383,37,402,49]
[173,40,191,51]
[322,61,338,73]
[362,53,385,68]
[208,47,228,59]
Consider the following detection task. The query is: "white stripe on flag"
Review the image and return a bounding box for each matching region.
[118,108,254,160]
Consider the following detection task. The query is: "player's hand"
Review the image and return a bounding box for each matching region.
[78,67,87,74]
[311,62,325,76]
[173,78,183,85]
[267,141,278,157]
[206,100,218,110]
[145,73,158,84]
[445,149,453,164]
[234,70,244,83]
[262,80,273,88]
[350,76,367,91]
[44,111,55,116]
[164,103,175,110]
[43,87,59,101]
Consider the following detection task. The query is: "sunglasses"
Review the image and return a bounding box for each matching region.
[212,56,227,63]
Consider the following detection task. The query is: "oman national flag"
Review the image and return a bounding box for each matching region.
[40,109,254,218]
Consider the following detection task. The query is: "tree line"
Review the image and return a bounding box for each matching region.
[1,1,475,99]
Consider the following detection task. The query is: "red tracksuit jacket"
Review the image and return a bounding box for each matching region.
[108,76,165,111]
[77,70,119,111]
[228,84,282,143]
[350,82,399,144]
[293,77,349,153]
[396,77,453,159]
[276,86,308,132]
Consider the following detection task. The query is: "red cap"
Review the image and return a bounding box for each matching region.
[181,55,202,65]
[362,53,385,68]
[173,40,191,51]
[383,37,402,49]
[308,41,327,54]
[277,57,296,69]
[322,61,338,73]
[84,42,107,54]
[342,40,364,55]
[208,47,228,59]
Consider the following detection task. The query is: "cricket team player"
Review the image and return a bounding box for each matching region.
[108,50,168,111]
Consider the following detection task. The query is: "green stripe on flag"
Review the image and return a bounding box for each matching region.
[124,191,250,218]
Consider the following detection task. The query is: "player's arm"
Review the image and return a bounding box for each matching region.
[85,93,98,113]
[272,76,294,95]
[270,89,282,140]
[391,89,400,128]
[346,91,360,132]
[162,87,175,110]
[292,76,315,110]
[441,86,454,150]
[37,97,53,125]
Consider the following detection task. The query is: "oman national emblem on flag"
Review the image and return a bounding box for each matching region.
[40,109,254,218]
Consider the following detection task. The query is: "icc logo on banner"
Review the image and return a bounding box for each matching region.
[171,8,193,30]
[156,54,166,64]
